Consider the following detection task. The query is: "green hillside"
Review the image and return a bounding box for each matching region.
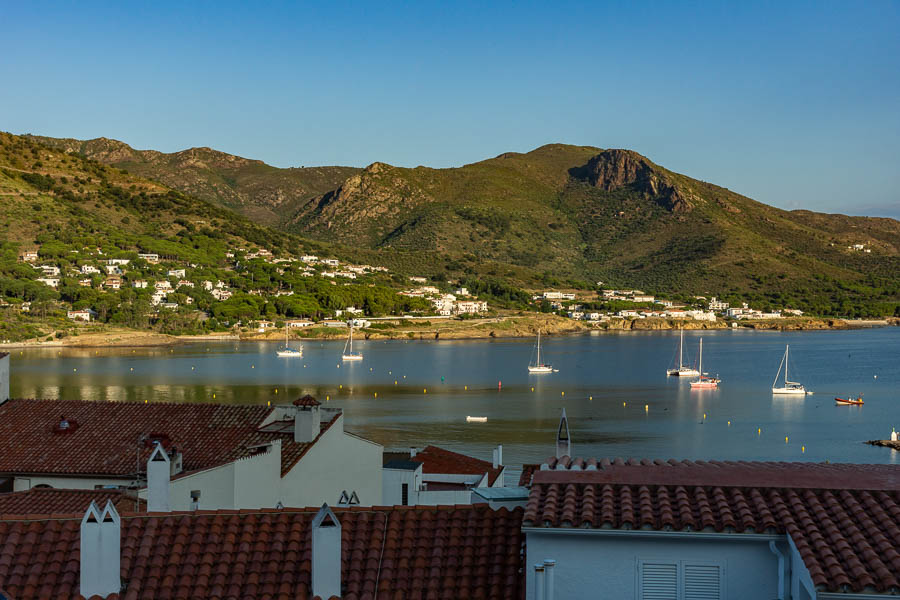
[28,135,359,227]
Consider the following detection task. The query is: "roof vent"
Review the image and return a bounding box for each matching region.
[53,415,79,434]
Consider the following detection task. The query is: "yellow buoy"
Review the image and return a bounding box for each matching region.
[423,388,427,394]
[465,385,468,390]
[785,436,789,444]
[144,399,148,403]
[801,445,805,453]
[326,395,330,401]
[339,384,343,389]
[645,404,649,412]
[395,380,398,385]
[370,368,373,371]
[561,391,565,396]
[727,420,731,426]
[623,402,626,407]
[275,389,278,394]
[758,428,762,435]
[191,366,195,370]
[374,392,377,398]
[213,393,216,399]
[703,413,707,420]
[251,364,255,369]
[531,387,534,392]
[130,367,133,372]
[73,368,77,372]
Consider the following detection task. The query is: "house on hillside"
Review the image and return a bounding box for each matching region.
[382,444,506,506]
[0,395,382,509]
[36,277,59,288]
[67,309,97,322]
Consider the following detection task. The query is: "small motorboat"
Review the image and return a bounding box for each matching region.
[835,395,864,406]
[466,416,488,423]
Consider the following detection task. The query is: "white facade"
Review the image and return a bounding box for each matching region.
[524,529,807,600]
[0,353,9,402]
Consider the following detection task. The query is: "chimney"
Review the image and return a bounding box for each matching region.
[311,503,341,599]
[293,395,321,443]
[556,408,571,459]
[409,446,417,458]
[147,443,171,512]
[80,500,120,599]
[534,564,545,600]
[492,444,503,469]
[543,559,556,600]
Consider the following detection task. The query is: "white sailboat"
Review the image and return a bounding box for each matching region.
[341,321,363,361]
[527,330,554,373]
[667,324,699,377]
[772,344,807,395]
[275,323,302,357]
[689,338,720,389]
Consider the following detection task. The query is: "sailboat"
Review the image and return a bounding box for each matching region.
[667,324,700,377]
[527,330,554,373]
[771,345,807,395]
[341,321,363,361]
[689,338,720,389]
[275,323,302,357]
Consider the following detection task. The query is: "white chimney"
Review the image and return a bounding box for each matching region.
[147,443,171,512]
[409,446,417,458]
[294,404,321,443]
[80,500,120,599]
[0,353,9,402]
[534,564,545,600]
[543,559,556,600]
[556,408,571,459]
[312,503,341,599]
[492,448,498,469]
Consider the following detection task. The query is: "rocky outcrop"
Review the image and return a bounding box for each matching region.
[579,149,695,213]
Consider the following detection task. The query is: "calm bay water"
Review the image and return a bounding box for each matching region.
[9,327,900,470]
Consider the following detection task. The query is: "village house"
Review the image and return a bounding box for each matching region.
[154,280,172,291]
[409,276,427,284]
[300,254,318,263]
[286,319,314,328]
[106,258,130,267]
[137,253,159,263]
[80,264,100,275]
[321,258,340,267]
[0,396,383,510]
[382,444,506,506]
[131,279,147,288]
[454,300,488,315]
[20,251,39,263]
[167,268,186,278]
[211,288,232,301]
[177,279,194,288]
[103,277,122,290]
[0,353,8,402]
[78,278,92,287]
[36,277,59,288]
[104,265,122,275]
[150,291,166,305]
[159,302,179,310]
[66,309,97,322]
[708,296,730,311]
[255,320,274,332]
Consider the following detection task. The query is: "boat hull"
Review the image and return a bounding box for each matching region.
[342,354,363,361]
[835,397,863,406]
[667,368,700,377]
[528,366,553,373]
[690,382,719,389]
[276,350,302,357]
[466,416,488,423]
[772,387,806,395]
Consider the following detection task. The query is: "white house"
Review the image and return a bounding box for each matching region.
[0,352,8,402]
[708,296,729,311]
[132,279,148,289]
[454,300,488,315]
[167,269,186,278]
[39,264,60,277]
[36,277,59,288]
[80,264,100,275]
[137,253,159,263]
[67,309,97,322]
[382,445,506,506]
[21,251,39,263]
[107,258,130,266]
[0,395,383,510]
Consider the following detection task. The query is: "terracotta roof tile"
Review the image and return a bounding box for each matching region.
[293,395,321,407]
[412,446,504,486]
[0,504,524,600]
[518,464,538,487]
[524,458,900,593]
[0,399,341,479]
[0,489,144,516]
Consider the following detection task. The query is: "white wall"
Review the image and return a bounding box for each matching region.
[525,530,791,600]
[417,489,472,505]
[280,415,383,507]
[383,467,421,506]
[13,475,131,492]
[0,354,9,402]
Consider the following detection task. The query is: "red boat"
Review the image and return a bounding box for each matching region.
[835,395,864,406]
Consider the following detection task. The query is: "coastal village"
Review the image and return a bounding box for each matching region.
[1,241,820,347]
[0,350,898,599]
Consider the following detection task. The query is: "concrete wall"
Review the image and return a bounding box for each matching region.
[0,353,9,402]
[280,416,383,507]
[525,529,792,600]
[13,475,131,492]
[383,467,422,506]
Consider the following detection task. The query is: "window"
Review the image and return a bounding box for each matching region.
[638,560,724,600]
[401,483,409,506]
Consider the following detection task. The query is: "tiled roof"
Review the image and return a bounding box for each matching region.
[0,488,144,516]
[0,399,338,479]
[525,458,900,594]
[518,464,539,487]
[293,394,321,407]
[0,504,525,600]
[412,446,504,486]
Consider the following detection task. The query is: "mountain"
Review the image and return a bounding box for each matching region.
[20,135,900,316]
[27,135,359,227]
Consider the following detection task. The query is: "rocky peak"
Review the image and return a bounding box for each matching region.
[579,149,694,213]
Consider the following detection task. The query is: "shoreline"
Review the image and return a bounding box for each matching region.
[0,315,896,349]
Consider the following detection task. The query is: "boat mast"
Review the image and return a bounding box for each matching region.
[536,331,541,366]
[785,345,789,384]
[698,338,703,377]
[679,325,684,369]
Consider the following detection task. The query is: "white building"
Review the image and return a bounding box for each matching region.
[137,253,159,263]
[107,258,130,266]
[382,445,506,506]
[80,264,100,275]
[454,300,488,315]
[0,352,8,402]
[132,279,148,289]
[300,255,319,263]
[409,276,427,284]
[21,251,39,263]
[36,277,59,288]
[167,269,186,278]
[67,309,97,322]
[708,296,729,311]
[39,264,60,277]
[0,396,383,510]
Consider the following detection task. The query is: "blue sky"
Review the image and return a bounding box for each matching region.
[1,2,898,217]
